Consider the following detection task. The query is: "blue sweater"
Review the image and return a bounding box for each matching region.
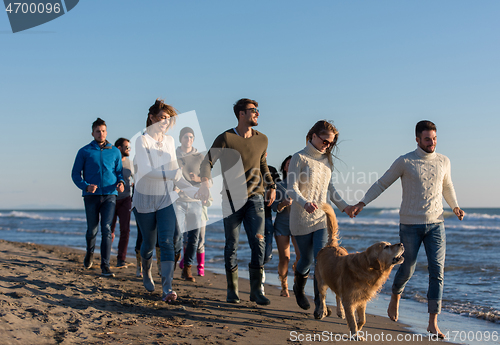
[72,140,124,196]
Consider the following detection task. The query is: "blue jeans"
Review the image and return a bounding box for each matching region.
[133,205,177,262]
[174,200,202,266]
[392,222,446,314]
[294,228,327,275]
[264,217,275,265]
[222,194,265,270]
[84,195,116,268]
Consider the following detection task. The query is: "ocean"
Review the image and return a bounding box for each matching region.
[1,207,499,344]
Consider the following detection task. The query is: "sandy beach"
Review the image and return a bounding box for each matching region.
[0,239,450,345]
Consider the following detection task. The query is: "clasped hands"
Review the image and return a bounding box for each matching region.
[86,182,124,194]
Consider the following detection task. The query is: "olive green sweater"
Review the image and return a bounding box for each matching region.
[200,129,273,201]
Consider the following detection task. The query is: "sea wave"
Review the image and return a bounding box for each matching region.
[0,211,86,222]
[446,224,500,231]
[337,218,400,227]
[377,209,400,217]
[448,303,500,323]
[464,213,500,221]
[14,228,85,236]
[404,290,500,323]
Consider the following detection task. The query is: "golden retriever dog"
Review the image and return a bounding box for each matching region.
[314,204,404,340]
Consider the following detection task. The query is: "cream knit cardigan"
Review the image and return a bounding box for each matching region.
[287,142,348,236]
[361,146,459,224]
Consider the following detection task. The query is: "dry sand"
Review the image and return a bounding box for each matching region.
[0,239,450,344]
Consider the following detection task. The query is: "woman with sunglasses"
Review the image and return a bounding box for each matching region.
[287,120,354,313]
[133,99,199,302]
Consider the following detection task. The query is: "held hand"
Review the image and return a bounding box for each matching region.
[350,202,365,217]
[86,184,98,193]
[265,188,276,207]
[116,182,125,193]
[343,205,356,218]
[278,199,292,213]
[195,182,210,204]
[304,202,318,214]
[453,207,464,221]
[189,172,202,183]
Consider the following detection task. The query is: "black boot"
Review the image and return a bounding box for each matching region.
[226,267,240,303]
[293,270,310,310]
[249,266,271,305]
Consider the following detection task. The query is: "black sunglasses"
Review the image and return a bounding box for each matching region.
[317,135,333,147]
[246,108,259,113]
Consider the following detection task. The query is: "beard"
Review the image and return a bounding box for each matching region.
[419,143,435,153]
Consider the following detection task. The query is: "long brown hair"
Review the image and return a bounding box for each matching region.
[146,98,178,130]
[306,120,339,167]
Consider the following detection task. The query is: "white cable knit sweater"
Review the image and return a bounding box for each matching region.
[361,146,459,224]
[287,142,348,236]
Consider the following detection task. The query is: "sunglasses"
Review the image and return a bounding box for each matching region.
[246,108,259,114]
[317,135,333,147]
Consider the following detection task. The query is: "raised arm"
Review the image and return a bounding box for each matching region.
[328,181,349,212]
[351,156,405,216]
[361,156,404,205]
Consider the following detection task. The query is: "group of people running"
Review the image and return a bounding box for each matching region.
[72,97,464,338]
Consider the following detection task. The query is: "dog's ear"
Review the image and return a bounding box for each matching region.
[369,258,382,270]
[365,245,382,270]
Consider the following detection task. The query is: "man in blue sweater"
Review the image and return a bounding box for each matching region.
[72,118,124,277]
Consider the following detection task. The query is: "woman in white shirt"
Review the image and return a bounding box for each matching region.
[133,99,198,302]
[287,120,353,312]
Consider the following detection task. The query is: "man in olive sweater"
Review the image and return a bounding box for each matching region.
[197,98,276,306]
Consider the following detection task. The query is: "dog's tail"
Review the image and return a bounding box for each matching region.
[322,203,339,247]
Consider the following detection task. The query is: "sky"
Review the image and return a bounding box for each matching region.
[1,0,499,210]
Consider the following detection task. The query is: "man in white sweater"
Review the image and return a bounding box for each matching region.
[350,120,464,338]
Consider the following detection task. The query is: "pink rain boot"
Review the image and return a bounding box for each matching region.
[197,252,205,276]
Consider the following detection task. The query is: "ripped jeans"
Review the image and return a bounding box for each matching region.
[222,194,266,271]
[133,204,177,262]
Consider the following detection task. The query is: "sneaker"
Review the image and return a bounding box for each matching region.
[84,252,93,269]
[117,260,127,267]
[101,266,115,277]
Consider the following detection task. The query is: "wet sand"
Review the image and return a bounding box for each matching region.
[0,239,449,344]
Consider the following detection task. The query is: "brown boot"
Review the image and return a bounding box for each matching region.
[279,273,289,297]
[182,265,196,282]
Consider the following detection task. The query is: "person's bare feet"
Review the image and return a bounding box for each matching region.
[427,313,445,339]
[387,293,400,321]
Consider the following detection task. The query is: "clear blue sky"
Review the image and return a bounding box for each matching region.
[1,0,499,209]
